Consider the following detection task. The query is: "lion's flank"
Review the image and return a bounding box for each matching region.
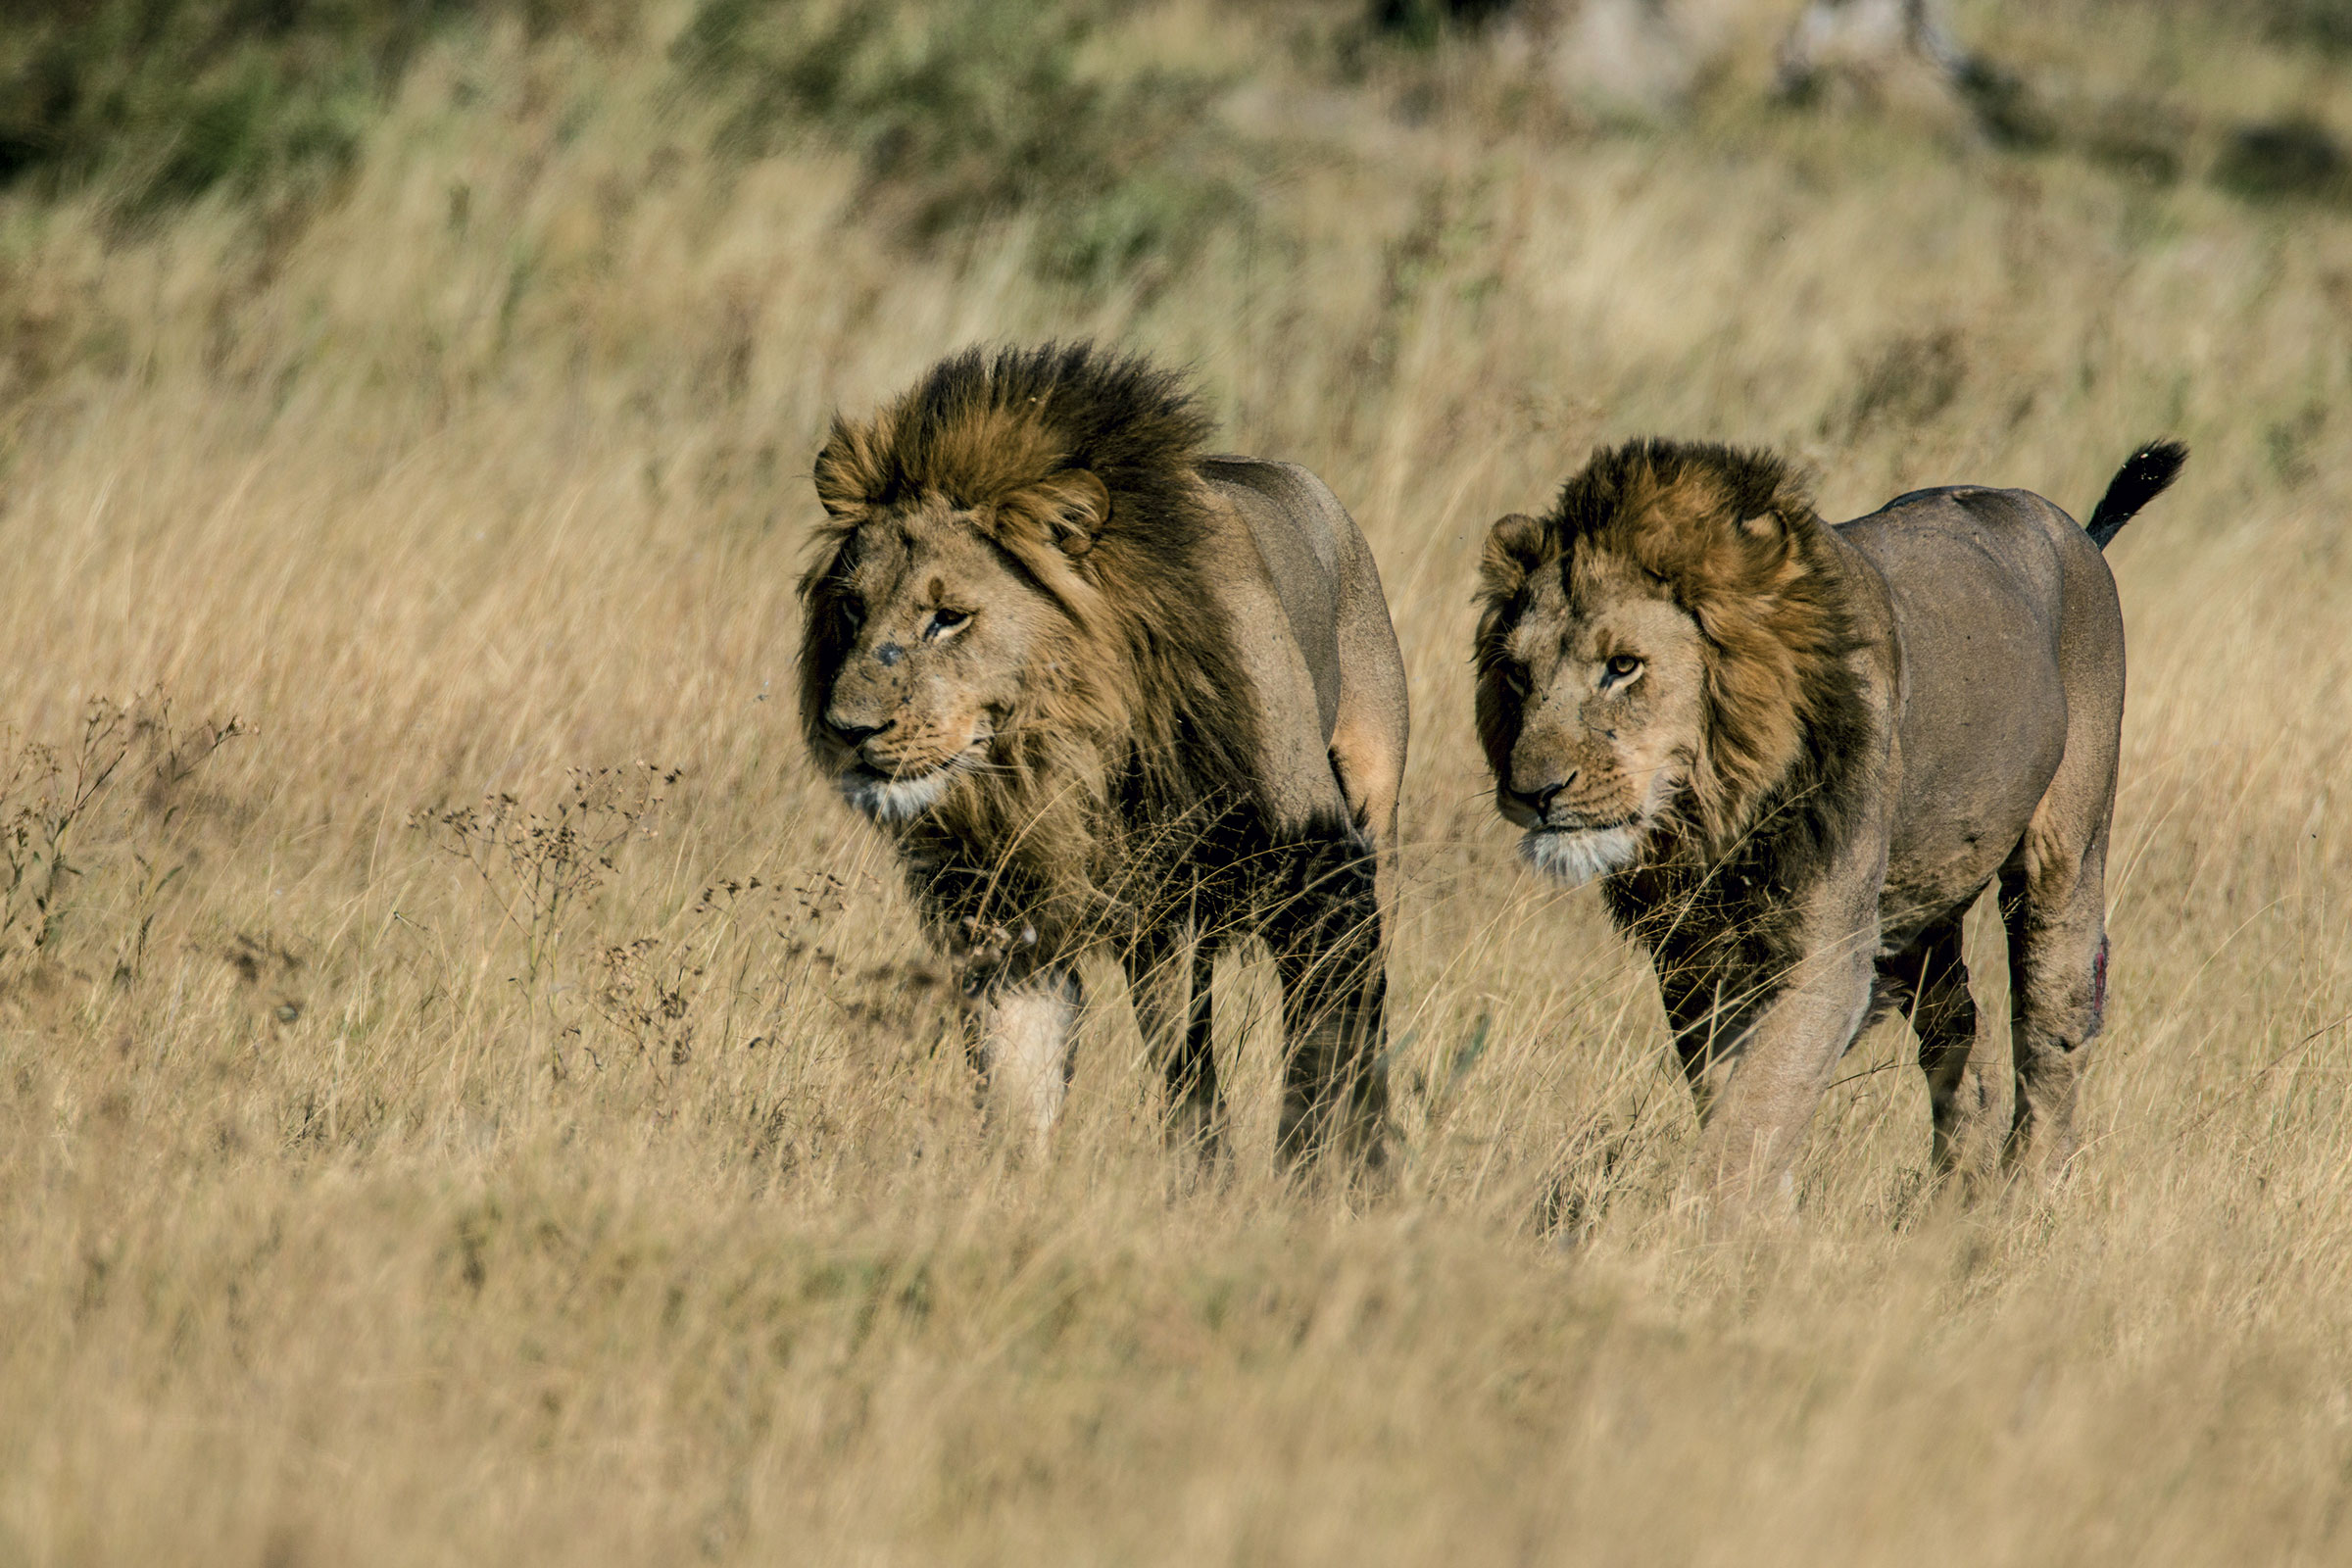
[1479,438,1870,857]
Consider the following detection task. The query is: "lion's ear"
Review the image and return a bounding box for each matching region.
[1005,468,1110,557]
[812,416,882,522]
[1726,509,1795,571]
[1479,513,1548,598]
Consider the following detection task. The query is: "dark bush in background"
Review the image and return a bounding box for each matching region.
[2253,0,2352,52]
[2214,118,2351,203]
[1366,0,1519,48]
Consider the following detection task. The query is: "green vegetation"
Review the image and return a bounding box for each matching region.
[7,0,2349,258]
[2254,0,2352,52]
[673,0,1254,286]
[0,0,480,210]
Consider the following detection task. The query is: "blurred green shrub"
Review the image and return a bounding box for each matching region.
[2254,0,2352,52]
[672,0,1254,288]
[0,0,482,211]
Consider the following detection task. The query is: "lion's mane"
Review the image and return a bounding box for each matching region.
[797,343,1267,958]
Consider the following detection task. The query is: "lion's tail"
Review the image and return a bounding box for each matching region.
[2085,438,2187,551]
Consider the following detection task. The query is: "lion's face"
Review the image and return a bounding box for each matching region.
[1477,444,1862,886]
[1477,542,1708,885]
[807,501,1069,822]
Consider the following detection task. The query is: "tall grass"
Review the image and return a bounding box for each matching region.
[2,1,2349,1561]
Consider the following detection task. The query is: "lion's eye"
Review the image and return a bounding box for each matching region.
[925,608,972,640]
[840,599,863,630]
[1602,654,1643,687]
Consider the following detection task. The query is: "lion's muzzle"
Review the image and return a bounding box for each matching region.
[1503,768,1649,886]
[824,706,990,824]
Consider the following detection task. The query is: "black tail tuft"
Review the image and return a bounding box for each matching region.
[2085,438,2187,550]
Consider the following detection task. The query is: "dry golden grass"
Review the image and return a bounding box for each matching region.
[3,2,2350,1561]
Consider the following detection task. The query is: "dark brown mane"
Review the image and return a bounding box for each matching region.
[811,342,1211,524]
[798,342,1268,957]
[1474,438,1871,863]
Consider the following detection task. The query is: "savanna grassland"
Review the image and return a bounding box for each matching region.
[3,1,2351,1561]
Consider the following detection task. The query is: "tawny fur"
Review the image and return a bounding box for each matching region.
[798,343,1409,1167]
[1475,435,2180,1211]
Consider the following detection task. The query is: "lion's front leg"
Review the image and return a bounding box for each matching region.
[1685,943,1877,1226]
[962,968,1083,1156]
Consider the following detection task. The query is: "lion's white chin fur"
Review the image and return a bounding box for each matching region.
[1520,825,1644,887]
[839,760,960,823]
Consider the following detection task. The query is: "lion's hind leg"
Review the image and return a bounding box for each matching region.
[1880,913,1999,1185]
[1264,823,1391,1175]
[1998,821,2112,1184]
[1327,723,1402,851]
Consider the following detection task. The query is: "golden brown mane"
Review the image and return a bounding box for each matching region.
[797,343,1266,949]
[1473,439,1869,857]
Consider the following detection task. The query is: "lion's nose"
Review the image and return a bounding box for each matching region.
[829,715,893,751]
[1523,773,1576,817]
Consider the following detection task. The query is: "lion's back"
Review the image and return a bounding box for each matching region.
[1839,485,2122,941]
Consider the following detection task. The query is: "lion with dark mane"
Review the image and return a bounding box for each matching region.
[800,343,1408,1166]
[1474,437,2184,1214]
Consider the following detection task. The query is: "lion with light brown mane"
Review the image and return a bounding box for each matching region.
[1474,437,2184,1216]
[799,343,1407,1169]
